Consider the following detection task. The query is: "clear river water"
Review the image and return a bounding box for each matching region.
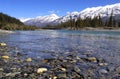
[0,30,120,66]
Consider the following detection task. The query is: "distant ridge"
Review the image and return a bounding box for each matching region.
[0,13,37,30]
[23,14,59,27]
[21,3,120,27]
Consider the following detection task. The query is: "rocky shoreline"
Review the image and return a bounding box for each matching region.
[0,43,120,79]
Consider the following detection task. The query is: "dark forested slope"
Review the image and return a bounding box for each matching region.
[0,13,37,30]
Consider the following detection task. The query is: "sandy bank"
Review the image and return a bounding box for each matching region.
[0,29,14,34]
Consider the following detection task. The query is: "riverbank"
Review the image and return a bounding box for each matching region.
[65,27,120,31]
[41,27,120,32]
[0,43,120,79]
[0,29,14,34]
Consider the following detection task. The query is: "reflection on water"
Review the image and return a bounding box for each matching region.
[0,30,120,65]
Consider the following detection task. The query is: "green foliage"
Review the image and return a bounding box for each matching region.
[0,12,37,30]
[107,10,114,27]
[0,13,23,25]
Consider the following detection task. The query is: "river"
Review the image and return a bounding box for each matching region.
[0,30,120,66]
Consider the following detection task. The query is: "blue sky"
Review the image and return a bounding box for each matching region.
[0,0,120,18]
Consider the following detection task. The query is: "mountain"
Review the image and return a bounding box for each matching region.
[21,3,120,27]
[80,3,120,19]
[0,12,23,25]
[0,12,37,30]
[22,14,59,27]
[19,18,32,22]
[53,3,120,24]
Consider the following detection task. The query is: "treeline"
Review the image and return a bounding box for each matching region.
[43,12,120,30]
[0,12,37,30]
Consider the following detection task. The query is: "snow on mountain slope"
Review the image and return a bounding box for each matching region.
[53,12,80,24]
[22,3,120,27]
[19,18,32,22]
[54,3,120,24]
[80,3,120,19]
[23,14,59,27]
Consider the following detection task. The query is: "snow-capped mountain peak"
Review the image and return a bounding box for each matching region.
[54,3,120,23]
[22,3,120,27]
[19,18,33,22]
[23,14,59,27]
[80,3,120,18]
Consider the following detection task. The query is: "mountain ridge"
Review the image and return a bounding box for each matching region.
[22,14,59,27]
[20,3,120,27]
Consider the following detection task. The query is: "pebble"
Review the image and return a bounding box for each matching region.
[24,73,28,77]
[25,58,32,62]
[0,42,7,46]
[5,72,21,77]
[37,68,48,74]
[0,43,118,79]
[87,57,97,62]
[56,71,67,78]
[53,76,57,79]
[0,68,3,71]
[115,66,120,73]
[1,55,10,59]
[99,63,108,66]
[61,68,66,71]
[74,66,81,73]
[0,72,3,78]
[99,69,108,74]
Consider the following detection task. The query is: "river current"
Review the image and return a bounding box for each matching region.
[0,30,120,66]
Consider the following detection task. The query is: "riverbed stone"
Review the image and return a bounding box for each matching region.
[99,69,108,74]
[0,68,3,71]
[55,71,67,78]
[87,57,97,62]
[0,40,119,79]
[61,68,66,71]
[53,76,57,79]
[74,66,81,73]
[99,63,108,66]
[1,55,10,59]
[37,68,48,74]
[0,71,3,78]
[5,72,21,77]
[25,58,32,62]
[0,42,7,46]
[115,66,120,73]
